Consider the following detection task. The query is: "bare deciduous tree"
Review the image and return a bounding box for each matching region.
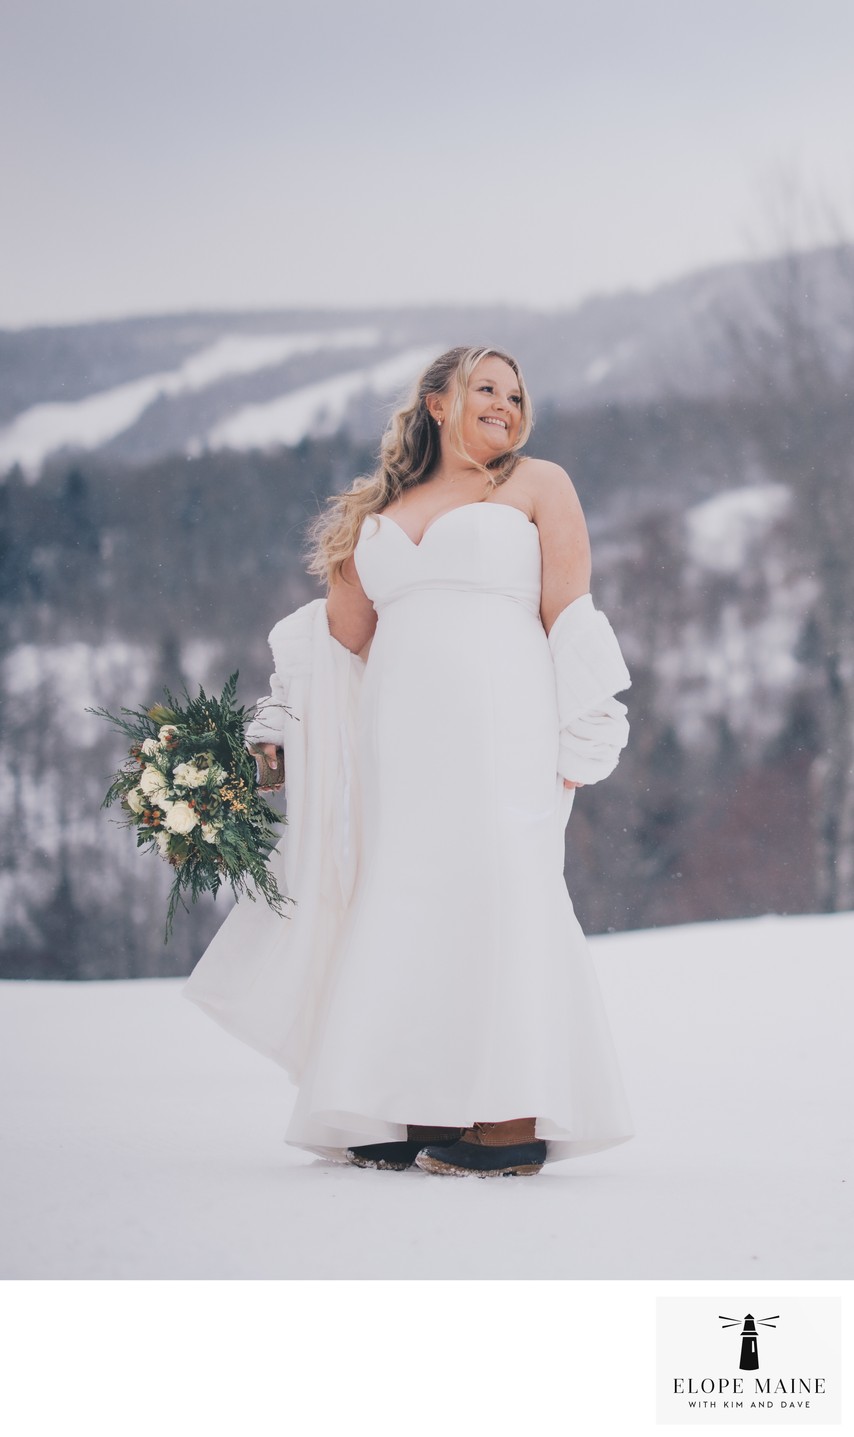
[720,175,854,909]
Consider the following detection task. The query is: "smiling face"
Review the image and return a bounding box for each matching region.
[426,352,526,469]
[459,355,524,460]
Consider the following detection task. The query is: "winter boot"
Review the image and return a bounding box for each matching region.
[414,1119,547,1177]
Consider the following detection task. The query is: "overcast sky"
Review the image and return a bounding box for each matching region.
[1,0,852,329]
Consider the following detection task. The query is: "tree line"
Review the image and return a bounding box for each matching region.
[0,363,843,977]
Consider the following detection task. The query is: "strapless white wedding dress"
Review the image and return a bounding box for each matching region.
[284,499,634,1163]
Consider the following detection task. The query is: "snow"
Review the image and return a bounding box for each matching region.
[653,582,814,758]
[583,337,638,386]
[200,345,440,452]
[1,910,851,1281]
[584,354,613,385]
[0,328,380,476]
[171,329,378,389]
[2,638,158,747]
[642,484,816,759]
[684,483,791,574]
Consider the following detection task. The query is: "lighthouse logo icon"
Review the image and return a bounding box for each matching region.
[719,1312,779,1370]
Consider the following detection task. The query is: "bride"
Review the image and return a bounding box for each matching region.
[183,345,633,1179]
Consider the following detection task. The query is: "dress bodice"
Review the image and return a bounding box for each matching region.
[353,501,542,616]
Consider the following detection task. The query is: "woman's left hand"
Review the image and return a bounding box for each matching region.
[248,743,285,791]
[563,778,585,789]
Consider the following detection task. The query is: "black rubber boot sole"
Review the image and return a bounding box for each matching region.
[414,1138,547,1178]
[346,1140,424,1170]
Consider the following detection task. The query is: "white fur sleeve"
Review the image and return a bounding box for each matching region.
[548,593,632,785]
[243,601,318,750]
[244,669,292,749]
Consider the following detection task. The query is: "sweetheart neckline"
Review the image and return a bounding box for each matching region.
[371,501,536,550]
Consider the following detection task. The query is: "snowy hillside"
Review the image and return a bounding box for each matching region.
[0,468,824,972]
[0,327,381,475]
[0,474,820,973]
[3,245,850,477]
[622,482,815,762]
[2,911,850,1280]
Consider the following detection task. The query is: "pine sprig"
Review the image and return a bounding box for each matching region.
[87,670,294,943]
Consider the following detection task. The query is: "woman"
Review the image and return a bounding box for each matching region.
[185,345,633,1179]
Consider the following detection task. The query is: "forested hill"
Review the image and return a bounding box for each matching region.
[2,241,852,978]
[1,245,849,478]
[0,399,822,979]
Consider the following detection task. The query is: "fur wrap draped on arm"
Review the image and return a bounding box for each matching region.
[548,593,631,786]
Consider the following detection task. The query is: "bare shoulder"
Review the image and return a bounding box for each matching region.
[511,456,577,508]
[514,456,586,526]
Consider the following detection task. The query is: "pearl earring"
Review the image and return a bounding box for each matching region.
[436,418,443,428]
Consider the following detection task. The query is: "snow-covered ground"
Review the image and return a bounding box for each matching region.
[1,911,851,1280]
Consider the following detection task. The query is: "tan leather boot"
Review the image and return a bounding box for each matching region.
[462,1118,537,1146]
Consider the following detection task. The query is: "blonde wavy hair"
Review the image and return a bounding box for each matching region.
[304,345,534,587]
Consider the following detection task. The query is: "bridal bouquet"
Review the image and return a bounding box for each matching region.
[88,673,292,940]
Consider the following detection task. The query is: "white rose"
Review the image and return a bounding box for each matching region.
[173,760,206,789]
[155,831,171,857]
[126,787,145,814]
[164,801,199,835]
[159,724,179,741]
[141,737,161,756]
[139,765,170,800]
[200,822,222,844]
